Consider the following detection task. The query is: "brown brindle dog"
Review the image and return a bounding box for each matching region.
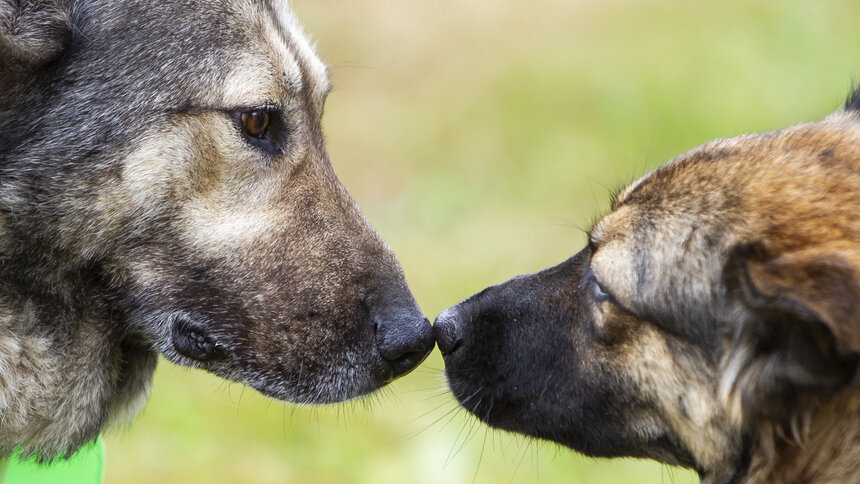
[435,89,860,483]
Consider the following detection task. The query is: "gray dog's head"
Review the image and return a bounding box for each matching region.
[0,0,433,408]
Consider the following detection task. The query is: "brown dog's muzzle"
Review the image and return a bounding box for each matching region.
[432,252,662,459]
[434,253,586,360]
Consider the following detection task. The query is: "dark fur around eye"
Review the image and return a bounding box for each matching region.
[229,107,287,156]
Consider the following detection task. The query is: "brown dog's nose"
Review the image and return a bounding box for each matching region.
[433,306,463,355]
[376,313,435,378]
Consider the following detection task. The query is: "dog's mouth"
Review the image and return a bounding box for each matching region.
[170,314,226,363]
[164,310,433,404]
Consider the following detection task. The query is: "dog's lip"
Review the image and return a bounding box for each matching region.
[237,355,384,404]
[165,312,232,364]
[165,309,432,400]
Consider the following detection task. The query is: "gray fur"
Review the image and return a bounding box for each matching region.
[0,0,433,461]
[0,0,69,64]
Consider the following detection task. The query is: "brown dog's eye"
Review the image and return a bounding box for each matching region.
[240,110,270,138]
[588,268,615,304]
[593,279,612,302]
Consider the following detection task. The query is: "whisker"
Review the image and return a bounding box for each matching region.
[407,397,456,424]
[417,365,444,372]
[448,412,479,464]
[405,403,460,440]
[445,408,475,467]
[472,427,489,484]
[509,436,531,484]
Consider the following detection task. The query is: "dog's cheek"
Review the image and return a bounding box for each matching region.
[590,304,640,344]
[616,326,735,470]
[84,121,204,262]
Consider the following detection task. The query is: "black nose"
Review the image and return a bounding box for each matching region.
[376,314,435,378]
[433,306,462,355]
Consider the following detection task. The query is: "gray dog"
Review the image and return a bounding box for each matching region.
[0,0,434,460]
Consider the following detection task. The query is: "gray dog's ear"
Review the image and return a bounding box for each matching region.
[721,242,860,427]
[0,0,71,66]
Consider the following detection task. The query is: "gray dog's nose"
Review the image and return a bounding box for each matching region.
[433,306,463,355]
[376,314,435,378]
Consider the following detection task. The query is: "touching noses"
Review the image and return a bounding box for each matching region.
[432,305,463,356]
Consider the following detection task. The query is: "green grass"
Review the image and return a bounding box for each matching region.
[103,0,860,482]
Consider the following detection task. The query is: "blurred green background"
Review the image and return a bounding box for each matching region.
[102,0,859,482]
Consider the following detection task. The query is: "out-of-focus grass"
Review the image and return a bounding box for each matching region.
[103,0,860,482]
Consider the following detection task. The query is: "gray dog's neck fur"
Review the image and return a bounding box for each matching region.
[0,0,170,458]
[0,243,156,460]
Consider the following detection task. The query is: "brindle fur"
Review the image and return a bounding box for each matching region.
[436,89,860,483]
[0,0,433,460]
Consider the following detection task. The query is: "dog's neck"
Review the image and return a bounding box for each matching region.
[712,389,860,484]
[748,390,860,484]
[0,242,156,460]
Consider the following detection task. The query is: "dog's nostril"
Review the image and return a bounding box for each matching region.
[433,306,462,356]
[376,315,435,377]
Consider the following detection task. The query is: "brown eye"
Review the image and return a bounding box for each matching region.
[240,110,270,138]
[230,107,284,155]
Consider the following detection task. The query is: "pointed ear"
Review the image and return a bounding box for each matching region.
[721,242,860,425]
[0,0,71,66]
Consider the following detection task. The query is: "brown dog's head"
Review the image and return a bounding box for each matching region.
[436,91,860,481]
[0,0,433,407]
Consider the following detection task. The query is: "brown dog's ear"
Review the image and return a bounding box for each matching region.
[721,242,860,426]
[0,0,71,66]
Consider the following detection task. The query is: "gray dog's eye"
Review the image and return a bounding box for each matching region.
[241,110,271,138]
[230,107,285,156]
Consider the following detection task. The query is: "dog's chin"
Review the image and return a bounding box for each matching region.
[246,371,378,404]
[444,364,700,469]
[441,358,532,435]
[169,347,390,404]
[234,354,394,404]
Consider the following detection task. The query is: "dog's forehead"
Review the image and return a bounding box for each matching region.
[73,0,331,114]
[264,0,330,102]
[217,0,330,108]
[612,136,750,212]
[592,116,860,318]
[610,117,860,245]
[589,137,751,311]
